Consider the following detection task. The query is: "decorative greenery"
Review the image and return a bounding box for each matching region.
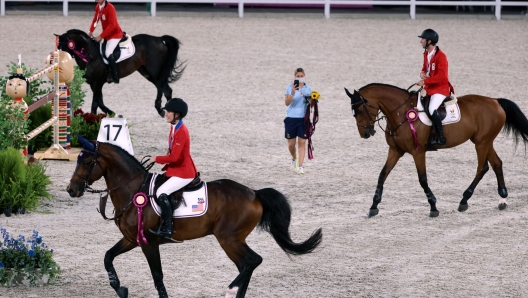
[0,62,50,152]
[70,108,107,147]
[0,148,51,211]
[26,103,52,154]
[0,226,61,287]
[69,66,86,111]
[0,61,88,152]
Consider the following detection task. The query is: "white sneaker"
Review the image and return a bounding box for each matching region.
[297,166,304,174]
[291,158,297,168]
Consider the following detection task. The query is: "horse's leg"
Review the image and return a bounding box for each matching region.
[141,243,169,298]
[104,237,137,298]
[369,147,404,217]
[217,237,262,298]
[154,86,165,117]
[458,143,491,212]
[487,146,508,210]
[153,82,172,117]
[90,82,100,115]
[412,152,439,217]
[92,81,115,116]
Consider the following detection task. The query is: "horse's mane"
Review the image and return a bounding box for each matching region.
[66,29,90,38]
[358,83,409,94]
[100,142,147,174]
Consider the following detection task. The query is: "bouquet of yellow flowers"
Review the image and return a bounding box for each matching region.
[310,90,320,101]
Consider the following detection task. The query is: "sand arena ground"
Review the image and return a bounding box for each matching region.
[0,15,527,297]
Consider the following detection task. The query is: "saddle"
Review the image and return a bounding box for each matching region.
[151,172,203,212]
[420,94,457,150]
[101,33,131,61]
[420,94,455,121]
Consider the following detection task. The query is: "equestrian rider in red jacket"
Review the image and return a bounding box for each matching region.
[88,0,123,84]
[149,98,198,242]
[416,29,455,146]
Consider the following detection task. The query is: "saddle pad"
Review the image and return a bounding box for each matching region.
[417,93,461,126]
[100,37,135,64]
[149,179,209,218]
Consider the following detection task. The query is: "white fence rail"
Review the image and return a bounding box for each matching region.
[1,0,527,19]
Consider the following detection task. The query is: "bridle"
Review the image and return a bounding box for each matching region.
[351,95,379,136]
[71,142,147,220]
[352,84,422,136]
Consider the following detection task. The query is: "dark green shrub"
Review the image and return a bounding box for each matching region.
[0,148,26,208]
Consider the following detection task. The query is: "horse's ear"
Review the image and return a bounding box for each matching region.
[344,88,354,98]
[77,134,95,152]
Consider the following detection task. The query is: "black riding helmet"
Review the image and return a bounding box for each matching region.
[163,98,188,119]
[418,29,439,47]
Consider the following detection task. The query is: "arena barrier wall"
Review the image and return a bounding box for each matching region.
[1,0,528,20]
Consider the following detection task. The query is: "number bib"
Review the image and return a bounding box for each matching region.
[97,117,135,155]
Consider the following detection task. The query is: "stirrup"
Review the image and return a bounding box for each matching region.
[148,226,183,243]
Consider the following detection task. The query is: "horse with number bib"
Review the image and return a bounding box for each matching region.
[56,29,185,117]
[66,135,322,298]
[345,83,528,217]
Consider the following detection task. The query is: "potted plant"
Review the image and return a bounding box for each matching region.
[0,226,61,287]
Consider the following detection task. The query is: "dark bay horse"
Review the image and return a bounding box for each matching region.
[56,29,185,117]
[345,84,528,217]
[66,137,322,298]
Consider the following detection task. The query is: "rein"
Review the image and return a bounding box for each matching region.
[355,83,422,136]
[74,143,152,221]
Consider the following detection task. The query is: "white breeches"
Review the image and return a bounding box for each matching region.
[105,38,120,58]
[428,93,446,115]
[156,176,193,197]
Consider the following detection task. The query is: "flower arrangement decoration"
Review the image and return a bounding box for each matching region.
[70,108,107,147]
[310,90,321,101]
[0,226,61,287]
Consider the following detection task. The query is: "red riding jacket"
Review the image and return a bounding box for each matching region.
[422,46,455,96]
[155,122,198,179]
[89,1,123,40]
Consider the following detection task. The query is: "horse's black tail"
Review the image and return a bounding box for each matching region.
[161,35,186,84]
[255,188,322,255]
[498,98,528,150]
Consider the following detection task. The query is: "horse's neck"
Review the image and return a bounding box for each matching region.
[101,153,145,206]
[367,87,410,121]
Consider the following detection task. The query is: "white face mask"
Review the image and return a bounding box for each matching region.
[296,77,305,83]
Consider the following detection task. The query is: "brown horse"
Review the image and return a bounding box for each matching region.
[66,136,322,298]
[345,84,528,217]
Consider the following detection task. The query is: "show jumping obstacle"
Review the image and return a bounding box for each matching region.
[5,37,77,160]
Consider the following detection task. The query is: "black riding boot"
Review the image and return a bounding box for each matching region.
[107,54,120,84]
[149,194,174,240]
[431,110,446,146]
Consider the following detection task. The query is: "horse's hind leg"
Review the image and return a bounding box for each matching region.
[487,146,508,210]
[141,243,169,298]
[218,238,263,298]
[104,237,137,298]
[92,81,115,116]
[458,143,491,212]
[369,147,404,217]
[154,86,165,117]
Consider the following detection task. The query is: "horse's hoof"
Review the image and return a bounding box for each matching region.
[368,208,379,217]
[458,204,469,212]
[429,210,439,217]
[498,203,508,210]
[117,286,128,298]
